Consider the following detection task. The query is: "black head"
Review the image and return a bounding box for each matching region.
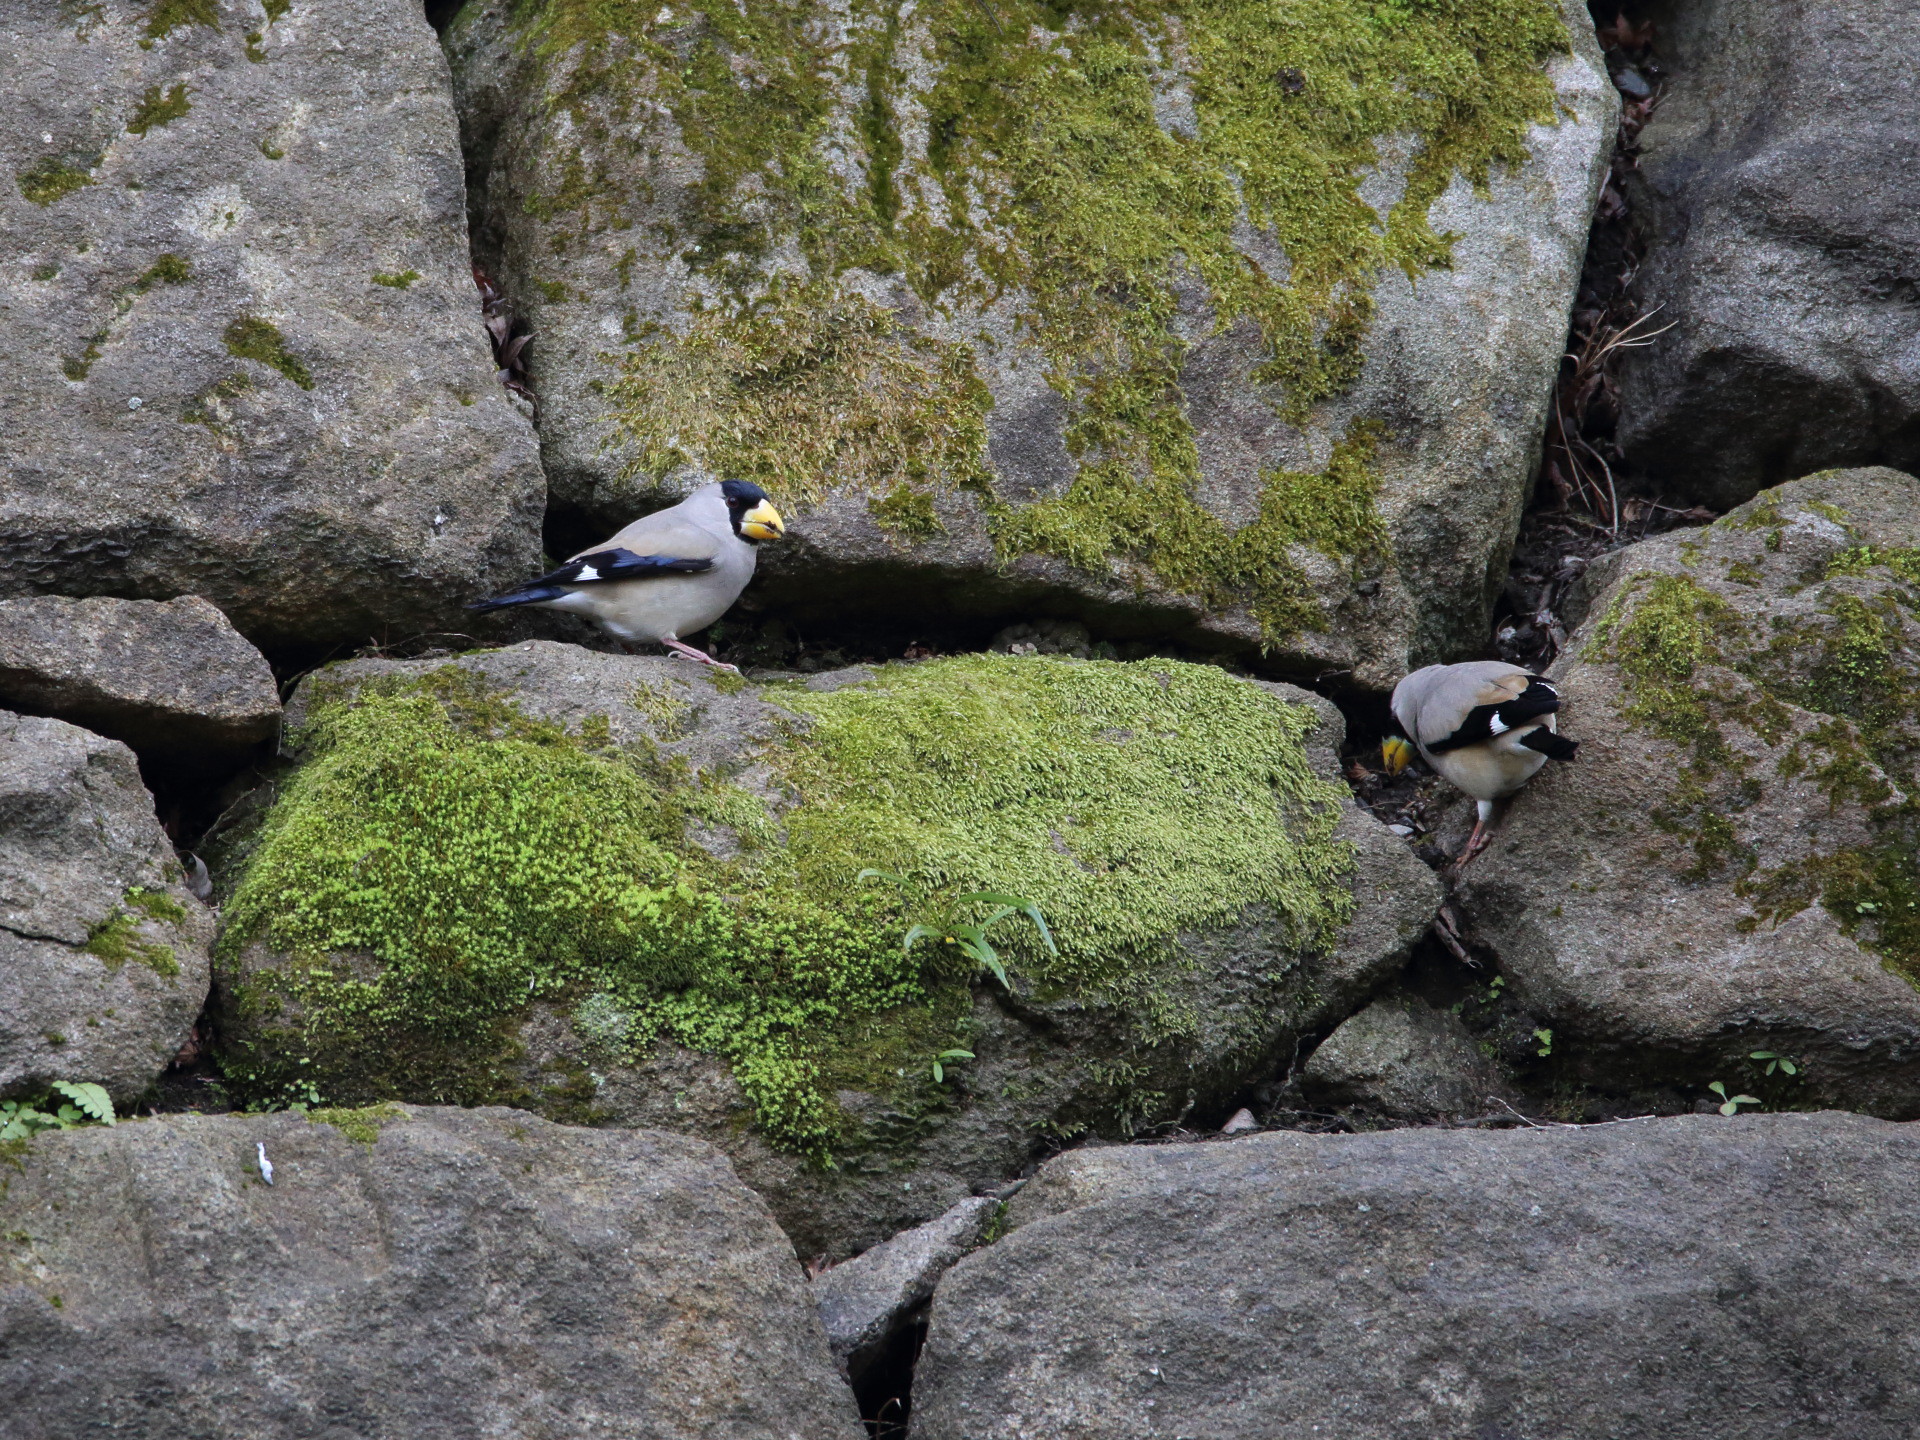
[719,480,785,543]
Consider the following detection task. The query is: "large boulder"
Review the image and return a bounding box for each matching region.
[0,594,279,772]
[1,0,542,651]
[0,1105,862,1439]
[214,642,1439,1256]
[1,709,212,1104]
[1615,1,1920,507]
[444,0,1613,686]
[1457,468,1920,1111]
[912,1112,1920,1439]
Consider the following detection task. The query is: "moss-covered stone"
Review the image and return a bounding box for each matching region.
[216,642,1437,1252]
[1461,468,1920,1116]
[126,83,192,137]
[447,0,1612,682]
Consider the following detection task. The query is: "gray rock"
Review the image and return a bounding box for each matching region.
[0,709,211,1104]
[813,1193,998,1379]
[219,641,1441,1258]
[0,594,279,767]
[444,2,1612,688]
[1616,1,1920,507]
[1457,468,1920,1112]
[0,1105,863,1439]
[1,0,542,651]
[1301,990,1509,1118]
[914,1112,1920,1439]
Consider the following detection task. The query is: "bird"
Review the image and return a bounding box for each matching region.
[1381,660,1578,865]
[467,479,786,671]
[256,1141,274,1187]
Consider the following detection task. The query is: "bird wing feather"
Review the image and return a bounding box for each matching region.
[591,512,725,564]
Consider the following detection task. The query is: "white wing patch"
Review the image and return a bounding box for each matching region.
[573,565,601,583]
[1488,716,1510,735]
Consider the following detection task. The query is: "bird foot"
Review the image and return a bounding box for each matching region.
[661,639,739,673]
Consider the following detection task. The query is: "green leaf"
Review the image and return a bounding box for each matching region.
[931,1060,943,1083]
[51,1081,114,1126]
[902,924,937,954]
[1708,1081,1728,1098]
[938,1049,975,1060]
[957,891,1058,954]
[857,868,906,886]
[1779,1060,1798,1075]
[1749,1051,1777,1061]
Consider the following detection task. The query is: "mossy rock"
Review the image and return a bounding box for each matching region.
[1458,467,1920,1114]
[213,642,1437,1255]
[444,0,1614,688]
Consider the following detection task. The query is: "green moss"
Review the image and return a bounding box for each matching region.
[142,0,218,39]
[607,278,993,510]
[126,82,191,136]
[221,656,1354,1159]
[17,158,93,207]
[31,263,58,281]
[131,253,191,292]
[84,888,186,977]
[525,0,1567,643]
[224,315,314,389]
[867,483,943,542]
[308,1102,403,1146]
[61,332,105,381]
[372,270,421,289]
[263,0,291,17]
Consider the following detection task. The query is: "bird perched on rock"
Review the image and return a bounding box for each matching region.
[468,480,785,670]
[1381,660,1578,864]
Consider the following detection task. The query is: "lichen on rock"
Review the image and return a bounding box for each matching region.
[219,652,1359,1160]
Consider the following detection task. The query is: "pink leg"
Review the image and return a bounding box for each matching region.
[660,636,739,673]
[1458,817,1491,866]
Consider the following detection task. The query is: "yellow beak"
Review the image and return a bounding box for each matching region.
[740,499,785,542]
[1381,736,1415,776]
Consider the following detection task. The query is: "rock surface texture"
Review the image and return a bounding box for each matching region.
[446,0,1613,686]
[1615,1,1920,507]
[214,641,1439,1257]
[2,0,542,650]
[0,594,279,769]
[0,1105,863,1440]
[913,1113,1920,1439]
[813,1193,998,1379]
[0,710,211,1104]
[1299,990,1509,1119]
[1459,468,1920,1112]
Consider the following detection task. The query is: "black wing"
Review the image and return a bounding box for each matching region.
[1425,677,1562,754]
[467,548,715,613]
[1518,728,1579,761]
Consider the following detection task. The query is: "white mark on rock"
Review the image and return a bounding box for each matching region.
[256,1142,274,1186]
[127,396,143,410]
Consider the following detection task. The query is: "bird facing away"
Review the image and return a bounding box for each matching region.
[1382,660,1578,864]
[468,480,785,670]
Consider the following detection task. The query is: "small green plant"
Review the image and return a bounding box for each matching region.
[930,1049,973,1083]
[860,871,1058,990]
[0,1082,115,1139]
[1531,1027,1553,1058]
[1749,1050,1800,1078]
[371,269,420,289]
[1707,1081,1760,1116]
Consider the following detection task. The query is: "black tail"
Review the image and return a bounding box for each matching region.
[465,584,570,614]
[1519,728,1579,762]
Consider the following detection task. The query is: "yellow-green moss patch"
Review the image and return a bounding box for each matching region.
[307,1102,403,1146]
[224,316,314,389]
[221,656,1355,1159]
[126,82,191,136]
[17,159,93,208]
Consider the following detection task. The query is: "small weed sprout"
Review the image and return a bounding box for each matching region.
[1749,1050,1799,1077]
[1532,1027,1553,1058]
[1708,1081,1761,1116]
[931,1049,974,1084]
[858,869,1059,991]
